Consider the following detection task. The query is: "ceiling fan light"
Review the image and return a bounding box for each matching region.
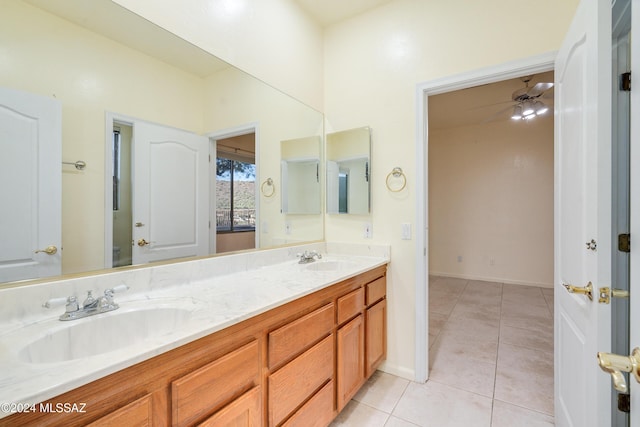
[534,101,549,115]
[511,104,523,120]
[522,100,535,116]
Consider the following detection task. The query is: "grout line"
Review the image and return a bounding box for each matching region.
[489,281,505,426]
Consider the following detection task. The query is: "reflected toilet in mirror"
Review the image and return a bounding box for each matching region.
[326,127,371,215]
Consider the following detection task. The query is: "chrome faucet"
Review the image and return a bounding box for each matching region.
[297,250,322,264]
[43,284,129,321]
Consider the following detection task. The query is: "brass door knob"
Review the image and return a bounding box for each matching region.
[562,281,593,301]
[35,245,58,255]
[137,238,150,247]
[597,348,640,393]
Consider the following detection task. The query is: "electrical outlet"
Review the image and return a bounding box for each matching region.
[364,223,372,239]
[262,221,268,234]
[285,221,292,235]
[457,255,463,263]
[490,258,495,266]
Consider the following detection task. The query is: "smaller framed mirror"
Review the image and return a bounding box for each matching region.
[281,136,321,214]
[326,127,371,215]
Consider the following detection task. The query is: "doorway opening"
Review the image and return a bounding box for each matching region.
[214,132,257,253]
[414,52,556,383]
[111,122,133,268]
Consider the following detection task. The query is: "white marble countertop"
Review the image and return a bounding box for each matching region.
[0,251,388,418]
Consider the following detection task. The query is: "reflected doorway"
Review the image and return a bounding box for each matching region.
[215,132,257,253]
[111,123,133,267]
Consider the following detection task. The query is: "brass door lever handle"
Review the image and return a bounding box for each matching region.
[562,282,593,301]
[597,348,640,393]
[137,238,150,247]
[35,245,58,255]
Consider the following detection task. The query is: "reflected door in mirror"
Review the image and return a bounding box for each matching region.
[132,121,210,264]
[0,87,62,282]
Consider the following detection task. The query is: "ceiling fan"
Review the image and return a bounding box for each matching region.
[484,75,554,123]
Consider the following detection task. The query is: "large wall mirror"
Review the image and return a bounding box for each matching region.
[0,0,324,287]
[281,136,322,215]
[326,127,371,215]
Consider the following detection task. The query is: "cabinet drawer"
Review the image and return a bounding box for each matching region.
[337,288,364,325]
[198,386,261,427]
[282,380,334,427]
[366,277,386,306]
[269,303,334,368]
[87,394,153,426]
[269,335,334,426]
[172,340,259,427]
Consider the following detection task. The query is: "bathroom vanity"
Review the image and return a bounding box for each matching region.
[0,245,388,426]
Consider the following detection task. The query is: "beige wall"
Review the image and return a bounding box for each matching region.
[43,0,578,379]
[113,0,324,111]
[429,117,554,287]
[323,0,578,378]
[217,232,256,253]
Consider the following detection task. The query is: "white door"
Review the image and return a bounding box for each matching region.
[554,0,613,426]
[628,0,640,423]
[132,121,209,265]
[0,87,61,282]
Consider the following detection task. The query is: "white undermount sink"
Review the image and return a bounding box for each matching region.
[18,304,195,364]
[305,260,357,272]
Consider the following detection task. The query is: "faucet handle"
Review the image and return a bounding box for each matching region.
[105,283,129,296]
[43,296,79,313]
[82,290,96,308]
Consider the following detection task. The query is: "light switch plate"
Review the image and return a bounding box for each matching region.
[401,223,411,240]
[364,223,372,239]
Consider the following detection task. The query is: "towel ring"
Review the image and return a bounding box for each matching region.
[261,178,275,197]
[386,167,406,192]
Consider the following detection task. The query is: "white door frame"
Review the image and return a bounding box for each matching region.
[414,51,556,382]
[206,123,260,252]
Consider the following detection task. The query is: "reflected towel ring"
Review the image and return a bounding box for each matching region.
[386,167,406,192]
[261,178,275,197]
[62,160,86,170]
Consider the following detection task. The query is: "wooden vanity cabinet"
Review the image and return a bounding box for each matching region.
[336,288,365,411]
[1,264,387,427]
[365,277,387,377]
[171,340,260,426]
[86,394,155,426]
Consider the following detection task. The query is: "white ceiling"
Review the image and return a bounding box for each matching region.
[293,0,395,26]
[428,71,555,130]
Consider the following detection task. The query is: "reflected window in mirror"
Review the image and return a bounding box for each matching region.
[216,134,256,234]
[112,129,122,211]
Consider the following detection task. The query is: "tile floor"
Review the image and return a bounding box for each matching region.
[331,276,555,427]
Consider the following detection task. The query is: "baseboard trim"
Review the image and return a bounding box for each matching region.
[378,362,416,382]
[429,271,553,289]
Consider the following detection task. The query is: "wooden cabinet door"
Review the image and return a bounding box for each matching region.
[86,394,153,427]
[336,314,364,411]
[365,299,386,378]
[198,386,261,427]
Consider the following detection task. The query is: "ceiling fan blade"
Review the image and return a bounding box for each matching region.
[464,99,513,111]
[481,104,515,124]
[527,82,554,97]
